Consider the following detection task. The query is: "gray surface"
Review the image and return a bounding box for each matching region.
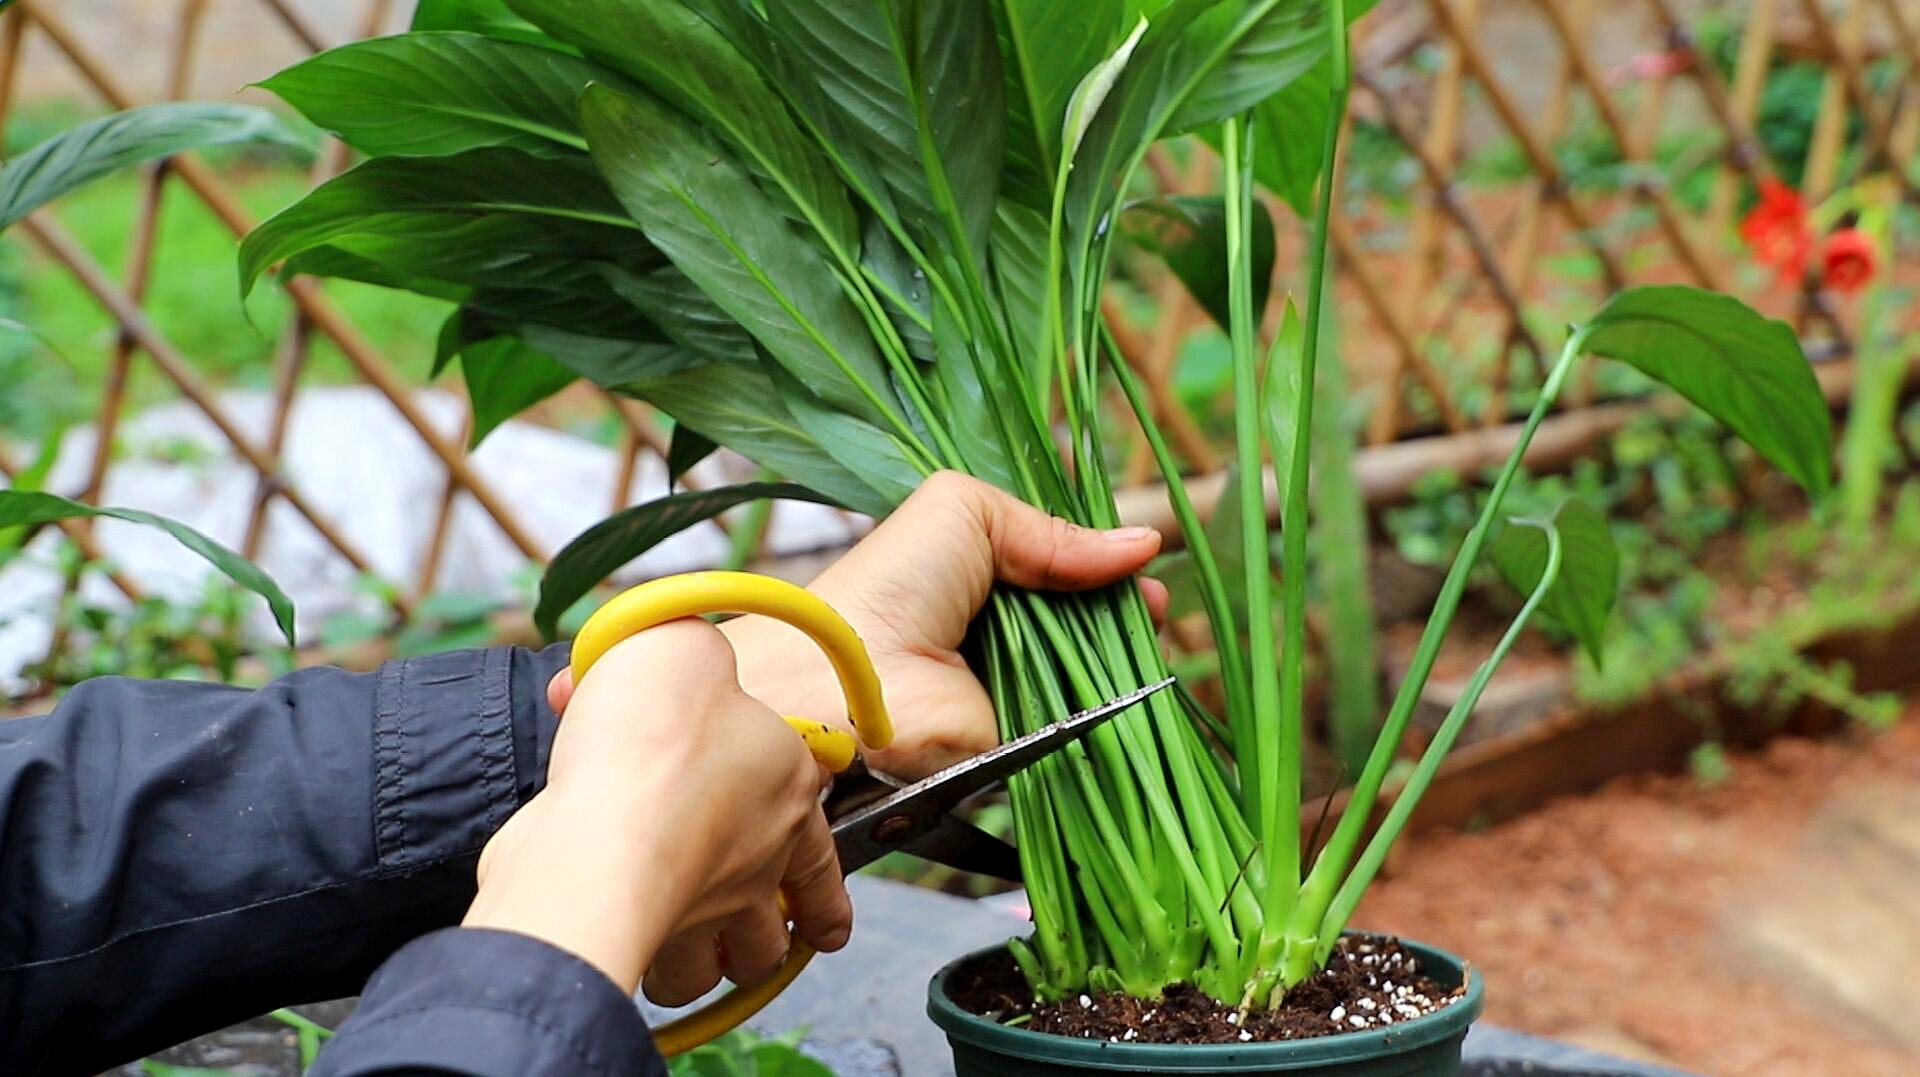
[129,880,1703,1076]
[1463,1026,1703,1077]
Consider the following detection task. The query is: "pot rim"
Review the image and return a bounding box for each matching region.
[926,933,1484,1071]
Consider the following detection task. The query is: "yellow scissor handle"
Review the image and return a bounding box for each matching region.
[567,570,893,1056]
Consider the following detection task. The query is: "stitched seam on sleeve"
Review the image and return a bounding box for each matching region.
[372,659,408,868]
[476,647,512,834]
[330,1000,633,1076]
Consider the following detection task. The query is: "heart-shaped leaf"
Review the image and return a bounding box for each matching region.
[1579,286,1832,497]
[1489,498,1618,666]
[535,481,840,638]
[0,492,296,645]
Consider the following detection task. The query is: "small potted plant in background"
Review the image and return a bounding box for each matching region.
[243,0,1833,1072]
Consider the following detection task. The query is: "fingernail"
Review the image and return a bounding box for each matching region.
[1103,526,1157,542]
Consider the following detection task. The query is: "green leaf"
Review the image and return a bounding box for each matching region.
[1241,59,1333,215]
[1261,296,1306,505]
[1165,0,1328,137]
[1122,194,1275,331]
[459,336,577,448]
[763,360,922,509]
[0,425,64,556]
[1578,286,1833,496]
[997,0,1124,184]
[0,492,296,645]
[518,323,698,388]
[506,0,859,256]
[931,298,1013,488]
[761,0,1005,256]
[1205,465,1253,633]
[258,32,620,157]
[600,264,755,366]
[411,0,574,50]
[0,103,297,230]
[635,365,895,517]
[580,84,898,428]
[240,149,648,297]
[1489,498,1618,666]
[666,423,716,489]
[535,481,839,638]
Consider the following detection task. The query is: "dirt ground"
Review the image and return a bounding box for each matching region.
[1355,710,1920,1077]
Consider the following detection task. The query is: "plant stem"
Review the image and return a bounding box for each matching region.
[1307,523,1562,970]
[1283,329,1588,981]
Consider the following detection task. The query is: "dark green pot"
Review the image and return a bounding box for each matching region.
[927,936,1483,1076]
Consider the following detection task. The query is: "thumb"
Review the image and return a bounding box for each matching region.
[782,811,852,953]
[961,476,1163,591]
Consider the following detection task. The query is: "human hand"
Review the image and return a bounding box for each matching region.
[465,621,849,995]
[549,471,1168,779]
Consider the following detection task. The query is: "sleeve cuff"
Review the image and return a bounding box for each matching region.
[371,646,567,872]
[312,927,662,1077]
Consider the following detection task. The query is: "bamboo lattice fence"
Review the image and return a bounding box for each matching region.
[0,0,1913,685]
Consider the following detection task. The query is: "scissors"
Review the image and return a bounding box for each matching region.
[567,570,1173,1056]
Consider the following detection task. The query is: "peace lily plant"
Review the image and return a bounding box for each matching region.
[232,0,1830,1024]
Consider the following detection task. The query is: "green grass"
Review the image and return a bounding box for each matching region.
[0,107,450,442]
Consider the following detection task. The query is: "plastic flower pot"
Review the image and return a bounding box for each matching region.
[927,936,1483,1076]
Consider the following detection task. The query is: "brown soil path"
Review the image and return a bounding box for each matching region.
[1355,712,1920,1077]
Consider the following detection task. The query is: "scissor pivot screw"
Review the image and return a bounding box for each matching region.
[873,814,915,845]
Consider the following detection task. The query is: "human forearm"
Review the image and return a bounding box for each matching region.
[0,644,570,1075]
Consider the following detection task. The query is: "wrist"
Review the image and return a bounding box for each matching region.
[464,786,683,994]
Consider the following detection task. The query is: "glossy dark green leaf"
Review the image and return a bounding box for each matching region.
[633,365,894,517]
[761,0,1005,256]
[996,0,1124,186]
[0,491,296,645]
[240,149,647,297]
[410,0,573,50]
[931,297,1013,488]
[506,0,858,254]
[1243,59,1332,215]
[259,32,619,157]
[600,264,755,366]
[665,423,717,489]
[1122,194,1275,331]
[1579,286,1832,496]
[1165,0,1327,136]
[282,216,629,297]
[1489,498,1618,667]
[534,481,839,637]
[460,336,576,448]
[763,361,922,509]
[0,103,297,230]
[989,200,1051,377]
[580,84,898,428]
[517,324,698,389]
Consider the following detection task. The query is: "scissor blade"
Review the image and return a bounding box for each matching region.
[902,816,1024,881]
[831,676,1173,875]
[939,676,1175,797]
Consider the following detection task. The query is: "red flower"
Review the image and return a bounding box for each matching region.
[1739,179,1811,285]
[1821,228,1876,293]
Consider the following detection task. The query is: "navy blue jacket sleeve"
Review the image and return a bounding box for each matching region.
[311,928,662,1077]
[0,643,661,1076]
